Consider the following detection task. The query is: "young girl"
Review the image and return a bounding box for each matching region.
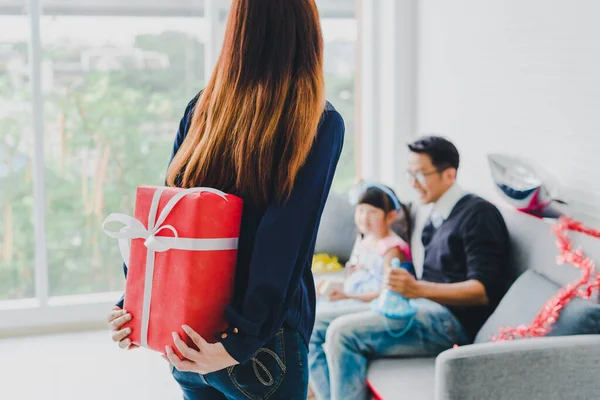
[316,185,413,310]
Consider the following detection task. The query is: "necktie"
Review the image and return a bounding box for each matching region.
[421,217,436,247]
[421,209,443,247]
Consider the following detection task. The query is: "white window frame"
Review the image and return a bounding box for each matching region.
[0,0,367,336]
[357,0,417,196]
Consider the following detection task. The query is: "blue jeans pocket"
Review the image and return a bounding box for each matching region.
[227,328,287,399]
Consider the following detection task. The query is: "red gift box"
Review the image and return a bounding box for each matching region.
[103,186,243,358]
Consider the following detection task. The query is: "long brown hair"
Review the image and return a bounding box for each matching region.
[166,0,326,206]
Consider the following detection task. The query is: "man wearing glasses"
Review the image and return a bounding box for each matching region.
[309,136,510,400]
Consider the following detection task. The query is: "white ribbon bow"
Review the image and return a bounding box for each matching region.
[103,187,239,348]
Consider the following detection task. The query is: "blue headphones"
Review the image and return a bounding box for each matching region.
[367,184,402,212]
[349,181,403,211]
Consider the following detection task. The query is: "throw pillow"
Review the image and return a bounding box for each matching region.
[474,270,600,344]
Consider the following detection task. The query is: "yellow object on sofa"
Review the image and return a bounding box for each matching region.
[312,254,343,274]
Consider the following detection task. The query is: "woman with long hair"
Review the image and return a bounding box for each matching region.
[107,0,344,398]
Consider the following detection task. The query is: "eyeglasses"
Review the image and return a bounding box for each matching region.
[406,169,441,185]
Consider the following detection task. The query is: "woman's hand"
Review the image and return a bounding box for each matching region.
[107,306,138,350]
[164,325,239,374]
[328,289,348,302]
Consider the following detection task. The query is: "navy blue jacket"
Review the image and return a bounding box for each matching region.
[118,95,344,363]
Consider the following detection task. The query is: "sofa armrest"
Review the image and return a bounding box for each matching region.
[435,335,600,400]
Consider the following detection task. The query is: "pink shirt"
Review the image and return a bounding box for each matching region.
[377,235,412,261]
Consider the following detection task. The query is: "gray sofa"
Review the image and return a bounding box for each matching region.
[314,193,600,400]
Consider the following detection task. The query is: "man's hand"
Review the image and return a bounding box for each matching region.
[386,268,422,299]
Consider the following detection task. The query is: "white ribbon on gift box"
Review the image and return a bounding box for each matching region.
[102,187,239,349]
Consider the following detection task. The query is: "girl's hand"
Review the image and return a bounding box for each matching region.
[164,325,239,374]
[107,306,138,350]
[315,279,326,295]
[329,289,348,302]
[345,262,363,276]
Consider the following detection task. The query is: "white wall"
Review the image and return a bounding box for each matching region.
[417,0,600,224]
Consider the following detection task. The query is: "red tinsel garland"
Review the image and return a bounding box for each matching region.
[492,217,600,341]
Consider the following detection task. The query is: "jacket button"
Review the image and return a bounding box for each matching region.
[221,333,228,339]
[233,328,239,334]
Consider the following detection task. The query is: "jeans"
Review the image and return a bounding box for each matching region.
[172,327,308,400]
[308,298,470,400]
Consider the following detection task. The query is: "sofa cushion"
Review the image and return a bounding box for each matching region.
[499,208,600,287]
[367,358,435,400]
[475,270,600,343]
[314,192,357,262]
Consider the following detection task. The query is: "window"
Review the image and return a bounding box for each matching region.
[41,16,206,296]
[0,11,35,301]
[0,0,359,330]
[322,16,358,193]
